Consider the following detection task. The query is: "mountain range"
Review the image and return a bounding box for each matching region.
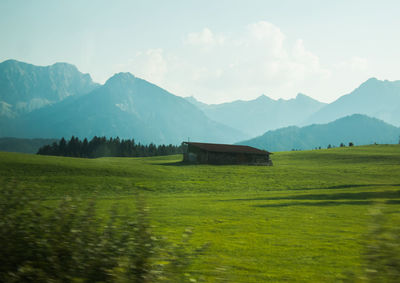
[0,60,244,144]
[185,77,400,135]
[1,59,400,150]
[238,114,400,151]
[185,93,326,136]
[305,78,400,126]
[0,59,98,118]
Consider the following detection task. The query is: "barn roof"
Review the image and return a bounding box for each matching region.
[183,142,271,155]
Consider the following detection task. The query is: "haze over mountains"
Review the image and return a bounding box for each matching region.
[0,137,58,154]
[186,94,326,136]
[0,60,244,144]
[0,60,98,118]
[238,114,400,151]
[305,78,400,127]
[1,59,400,150]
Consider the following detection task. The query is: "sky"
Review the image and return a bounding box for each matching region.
[1,0,400,104]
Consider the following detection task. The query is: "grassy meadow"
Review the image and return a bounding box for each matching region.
[1,145,400,282]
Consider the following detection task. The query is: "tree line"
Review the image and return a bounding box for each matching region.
[37,136,183,158]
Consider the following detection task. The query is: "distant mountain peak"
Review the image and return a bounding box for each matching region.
[1,59,79,71]
[1,59,35,69]
[50,62,79,70]
[255,94,272,101]
[305,76,400,127]
[357,77,380,89]
[350,77,400,96]
[295,93,309,99]
[365,77,378,83]
[111,72,136,80]
[357,77,400,93]
[0,59,99,117]
[294,93,324,104]
[105,72,136,86]
[1,59,20,65]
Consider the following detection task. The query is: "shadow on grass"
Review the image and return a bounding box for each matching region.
[281,183,400,192]
[254,198,400,208]
[156,161,187,166]
[219,184,400,202]
[254,200,376,208]
[218,186,400,208]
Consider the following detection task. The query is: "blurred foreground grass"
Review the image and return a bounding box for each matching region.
[1,145,400,282]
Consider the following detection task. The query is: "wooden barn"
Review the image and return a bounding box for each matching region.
[182,142,272,165]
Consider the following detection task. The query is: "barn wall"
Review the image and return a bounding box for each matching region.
[183,144,208,163]
[184,147,271,165]
[207,152,271,165]
[183,143,272,165]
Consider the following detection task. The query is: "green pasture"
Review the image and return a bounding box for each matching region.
[1,145,400,282]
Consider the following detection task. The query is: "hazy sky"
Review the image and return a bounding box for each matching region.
[1,0,399,103]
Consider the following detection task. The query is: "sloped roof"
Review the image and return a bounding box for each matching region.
[184,142,271,155]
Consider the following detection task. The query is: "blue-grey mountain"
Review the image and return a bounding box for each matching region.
[3,72,245,144]
[185,94,326,137]
[306,78,400,126]
[0,137,58,154]
[239,114,400,152]
[0,59,99,118]
[3,60,400,147]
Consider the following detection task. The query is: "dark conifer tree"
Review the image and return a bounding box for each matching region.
[37,136,183,158]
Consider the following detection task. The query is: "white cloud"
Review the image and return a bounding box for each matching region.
[114,48,168,86]
[113,21,345,103]
[325,56,372,101]
[246,21,286,57]
[290,39,331,80]
[334,56,369,71]
[184,28,225,50]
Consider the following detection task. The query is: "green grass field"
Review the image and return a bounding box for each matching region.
[1,145,400,282]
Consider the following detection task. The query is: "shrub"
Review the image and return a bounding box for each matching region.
[0,184,204,282]
[362,208,400,282]
[345,208,400,282]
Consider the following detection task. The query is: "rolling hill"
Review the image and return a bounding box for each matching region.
[239,114,400,151]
